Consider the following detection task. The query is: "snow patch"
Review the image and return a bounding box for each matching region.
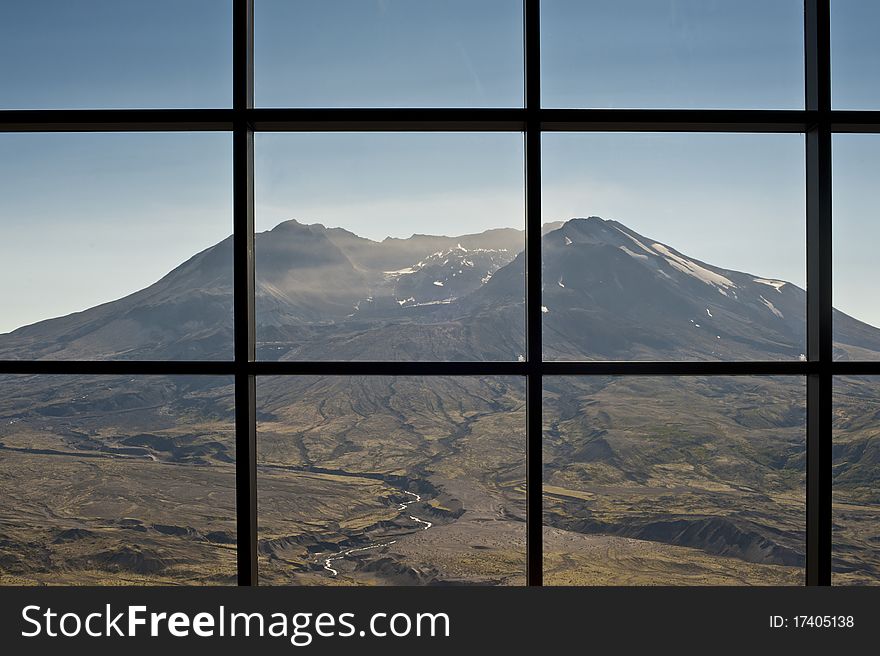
[384,266,416,276]
[759,295,785,319]
[754,278,786,292]
[619,245,649,260]
[405,299,453,308]
[611,224,655,255]
[651,243,736,293]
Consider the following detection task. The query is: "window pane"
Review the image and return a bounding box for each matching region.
[0,0,231,109]
[541,0,804,109]
[0,375,236,585]
[0,133,233,360]
[257,376,526,585]
[255,133,525,361]
[833,135,880,359]
[833,376,880,585]
[542,133,805,361]
[543,376,806,585]
[255,0,523,107]
[832,0,880,109]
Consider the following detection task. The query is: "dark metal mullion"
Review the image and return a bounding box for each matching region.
[830,111,880,132]
[0,361,236,376]
[233,0,257,587]
[524,0,543,587]
[17,108,880,133]
[0,109,235,132]
[804,126,834,585]
[805,0,832,587]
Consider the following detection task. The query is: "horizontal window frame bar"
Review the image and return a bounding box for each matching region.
[829,111,880,132]
[2,108,880,133]
[0,361,237,376]
[540,109,815,133]
[250,108,526,132]
[0,109,236,132]
[3,359,880,377]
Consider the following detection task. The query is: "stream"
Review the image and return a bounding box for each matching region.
[319,490,433,577]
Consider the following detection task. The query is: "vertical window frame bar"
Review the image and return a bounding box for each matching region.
[233,0,258,586]
[524,0,543,587]
[805,0,833,587]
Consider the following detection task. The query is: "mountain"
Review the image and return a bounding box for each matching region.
[4,215,880,362]
[1,216,879,586]
[542,218,808,360]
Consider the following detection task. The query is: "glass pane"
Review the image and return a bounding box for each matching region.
[0,0,231,109]
[0,375,236,585]
[833,135,880,359]
[255,132,525,361]
[543,376,806,585]
[542,133,805,361]
[832,0,880,109]
[255,0,523,107]
[257,376,526,585]
[0,133,233,360]
[833,376,880,585]
[541,0,804,109]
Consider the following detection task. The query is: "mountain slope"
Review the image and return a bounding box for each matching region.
[3,216,880,363]
[542,218,808,360]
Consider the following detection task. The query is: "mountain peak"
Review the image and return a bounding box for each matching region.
[270,218,320,232]
[563,216,618,231]
[549,216,742,291]
[553,215,640,248]
[561,215,609,228]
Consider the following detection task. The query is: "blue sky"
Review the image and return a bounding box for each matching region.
[255,133,525,238]
[833,135,880,329]
[0,1,232,109]
[257,0,523,107]
[832,0,880,109]
[0,133,232,333]
[542,132,806,286]
[542,0,804,109]
[0,1,878,332]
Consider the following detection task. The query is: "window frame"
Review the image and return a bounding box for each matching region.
[0,0,875,586]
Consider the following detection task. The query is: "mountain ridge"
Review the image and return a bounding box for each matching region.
[2,216,879,363]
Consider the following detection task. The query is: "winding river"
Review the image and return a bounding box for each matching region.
[319,490,432,577]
